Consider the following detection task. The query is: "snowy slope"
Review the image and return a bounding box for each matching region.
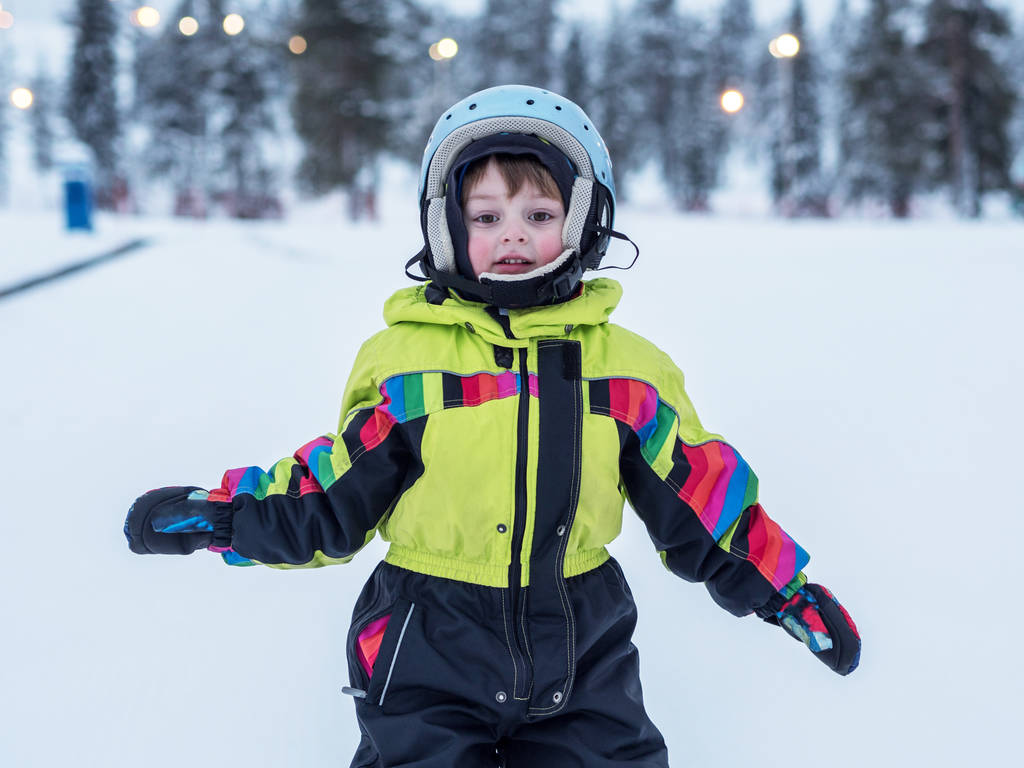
[0,194,1021,767]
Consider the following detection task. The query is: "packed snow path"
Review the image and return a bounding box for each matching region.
[1,206,1020,767]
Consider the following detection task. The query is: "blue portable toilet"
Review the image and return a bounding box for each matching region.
[1012,150,1024,217]
[63,163,93,231]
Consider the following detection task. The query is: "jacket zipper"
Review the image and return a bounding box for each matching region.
[496,311,532,698]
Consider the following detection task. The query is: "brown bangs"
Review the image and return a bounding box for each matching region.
[460,154,563,207]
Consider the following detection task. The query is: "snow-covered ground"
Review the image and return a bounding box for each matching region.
[1,180,1022,768]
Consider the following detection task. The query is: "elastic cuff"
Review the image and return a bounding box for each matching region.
[209,502,234,549]
[755,571,809,620]
[755,592,788,620]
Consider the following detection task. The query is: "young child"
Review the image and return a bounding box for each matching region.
[125,85,860,768]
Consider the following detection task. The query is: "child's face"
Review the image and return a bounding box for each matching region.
[462,159,566,277]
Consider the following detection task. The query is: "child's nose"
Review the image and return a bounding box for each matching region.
[501,225,527,243]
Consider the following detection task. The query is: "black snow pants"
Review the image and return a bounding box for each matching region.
[345,559,669,768]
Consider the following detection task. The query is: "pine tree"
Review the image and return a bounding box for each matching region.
[386,0,452,165]
[823,0,855,200]
[0,51,9,206]
[1008,16,1024,212]
[561,24,590,111]
[65,0,121,207]
[663,13,724,211]
[133,0,213,212]
[632,0,677,169]
[474,0,559,88]
[628,0,724,210]
[769,0,827,216]
[841,0,928,217]
[291,0,396,200]
[591,3,643,200]
[209,0,282,216]
[29,67,57,173]
[708,0,758,187]
[918,0,1016,217]
[711,0,756,92]
[0,45,8,205]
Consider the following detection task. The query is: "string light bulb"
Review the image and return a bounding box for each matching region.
[10,87,34,110]
[223,14,245,36]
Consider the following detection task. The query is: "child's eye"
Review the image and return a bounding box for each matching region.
[473,214,498,224]
[530,212,554,222]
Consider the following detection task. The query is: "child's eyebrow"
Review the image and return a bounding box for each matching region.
[464,190,562,203]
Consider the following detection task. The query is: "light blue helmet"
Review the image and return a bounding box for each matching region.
[410,85,619,308]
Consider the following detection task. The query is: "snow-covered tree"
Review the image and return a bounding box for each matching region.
[631,0,677,168]
[663,12,726,211]
[918,0,1016,217]
[133,0,282,217]
[473,0,559,88]
[768,0,827,216]
[622,0,724,211]
[823,0,855,200]
[707,0,758,185]
[134,0,213,211]
[711,0,756,92]
[29,67,58,173]
[841,0,929,217]
[65,0,122,207]
[0,51,8,205]
[209,0,282,214]
[591,3,644,200]
[291,0,396,200]
[560,24,591,111]
[1009,15,1024,206]
[385,0,462,165]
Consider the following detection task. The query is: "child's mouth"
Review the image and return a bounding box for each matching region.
[492,256,534,273]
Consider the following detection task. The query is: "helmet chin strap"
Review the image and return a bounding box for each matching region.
[584,224,640,272]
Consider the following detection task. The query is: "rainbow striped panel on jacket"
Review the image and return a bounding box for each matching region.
[587,377,808,591]
[207,369,537,509]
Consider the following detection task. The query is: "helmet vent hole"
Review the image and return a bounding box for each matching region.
[555,105,562,110]
[469,103,477,110]
[446,114,452,120]
[526,99,535,105]
[584,125,590,130]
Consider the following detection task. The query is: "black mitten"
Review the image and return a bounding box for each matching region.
[124,486,232,555]
[758,583,861,676]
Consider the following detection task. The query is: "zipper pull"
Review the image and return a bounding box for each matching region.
[342,686,367,699]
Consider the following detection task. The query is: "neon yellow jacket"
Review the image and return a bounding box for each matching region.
[212,279,807,616]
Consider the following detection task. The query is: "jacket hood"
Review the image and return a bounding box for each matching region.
[383,279,623,347]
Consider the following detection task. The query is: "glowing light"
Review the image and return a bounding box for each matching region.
[436,38,458,59]
[288,35,307,55]
[428,42,443,61]
[10,87,33,110]
[178,16,198,36]
[223,13,244,35]
[132,6,160,28]
[770,33,800,58]
[720,89,745,113]
[0,9,14,29]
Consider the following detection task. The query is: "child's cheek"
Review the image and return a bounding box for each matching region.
[467,233,490,277]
